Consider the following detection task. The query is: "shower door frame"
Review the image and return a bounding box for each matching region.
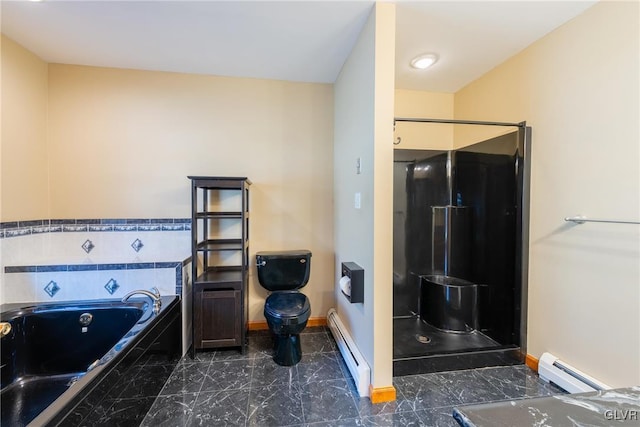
[392,117,532,375]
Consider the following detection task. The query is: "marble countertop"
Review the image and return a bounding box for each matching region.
[453,386,640,426]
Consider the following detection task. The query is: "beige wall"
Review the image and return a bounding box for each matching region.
[394,89,454,150]
[334,2,395,389]
[4,54,335,322]
[1,35,49,221]
[455,1,639,387]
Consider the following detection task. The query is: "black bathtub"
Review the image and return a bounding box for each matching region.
[1,295,181,426]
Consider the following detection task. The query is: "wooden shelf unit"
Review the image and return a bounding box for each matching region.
[188,176,251,355]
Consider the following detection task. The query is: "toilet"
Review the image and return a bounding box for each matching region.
[256,250,312,366]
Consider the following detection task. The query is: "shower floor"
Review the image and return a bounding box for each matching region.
[393,316,522,376]
[393,316,499,359]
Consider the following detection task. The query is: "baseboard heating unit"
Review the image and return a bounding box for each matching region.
[538,352,611,393]
[327,308,370,397]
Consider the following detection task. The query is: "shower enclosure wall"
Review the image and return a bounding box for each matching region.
[393,123,530,376]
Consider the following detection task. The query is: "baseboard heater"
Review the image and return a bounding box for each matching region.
[538,352,611,393]
[327,308,370,397]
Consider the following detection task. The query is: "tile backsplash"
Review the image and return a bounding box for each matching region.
[0,218,191,239]
[0,218,191,305]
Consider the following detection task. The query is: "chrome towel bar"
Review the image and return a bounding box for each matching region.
[564,215,640,225]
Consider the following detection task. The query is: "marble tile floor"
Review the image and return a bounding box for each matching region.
[136,327,565,427]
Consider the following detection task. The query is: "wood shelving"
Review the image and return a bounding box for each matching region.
[188,176,251,355]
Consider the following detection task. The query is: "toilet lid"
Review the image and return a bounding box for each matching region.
[265,292,310,319]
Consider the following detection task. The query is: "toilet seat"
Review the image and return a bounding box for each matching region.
[265,292,310,319]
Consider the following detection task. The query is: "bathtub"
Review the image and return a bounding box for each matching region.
[1,295,181,426]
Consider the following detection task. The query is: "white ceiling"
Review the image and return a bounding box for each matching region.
[1,0,597,93]
[395,1,597,92]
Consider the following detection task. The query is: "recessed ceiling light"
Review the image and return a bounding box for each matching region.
[410,53,439,70]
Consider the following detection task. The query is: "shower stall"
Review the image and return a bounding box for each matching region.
[393,119,530,376]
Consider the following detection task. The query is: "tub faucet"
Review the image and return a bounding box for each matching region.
[0,322,11,338]
[122,287,161,314]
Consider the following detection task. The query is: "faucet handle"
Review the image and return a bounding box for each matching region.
[151,287,160,298]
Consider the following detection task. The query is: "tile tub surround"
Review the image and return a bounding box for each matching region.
[0,218,190,268]
[140,328,565,427]
[1,218,191,304]
[2,261,186,303]
[453,386,640,427]
[0,218,192,239]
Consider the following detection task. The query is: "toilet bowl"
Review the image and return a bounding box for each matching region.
[256,250,312,366]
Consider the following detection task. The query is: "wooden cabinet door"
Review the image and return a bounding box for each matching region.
[195,289,241,349]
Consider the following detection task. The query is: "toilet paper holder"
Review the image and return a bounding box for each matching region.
[341,262,364,304]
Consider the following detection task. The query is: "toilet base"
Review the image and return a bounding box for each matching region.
[273,334,302,366]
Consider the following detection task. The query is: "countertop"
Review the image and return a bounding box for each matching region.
[453,386,640,426]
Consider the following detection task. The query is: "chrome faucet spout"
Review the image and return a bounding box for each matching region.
[122,287,162,314]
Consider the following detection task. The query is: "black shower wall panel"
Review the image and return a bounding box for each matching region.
[404,153,449,315]
[393,161,410,317]
[455,150,517,345]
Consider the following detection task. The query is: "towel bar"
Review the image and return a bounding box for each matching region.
[564,215,640,225]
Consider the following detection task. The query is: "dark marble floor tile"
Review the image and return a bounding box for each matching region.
[57,407,88,427]
[297,352,344,384]
[344,373,362,399]
[159,362,209,395]
[302,326,329,334]
[75,395,113,426]
[248,335,276,359]
[356,394,415,418]
[61,389,110,426]
[351,373,412,417]
[434,369,510,405]
[188,389,249,426]
[252,356,299,388]
[476,365,566,399]
[363,407,458,427]
[414,406,459,426]
[139,352,181,366]
[93,397,156,427]
[540,380,567,395]
[393,374,463,411]
[140,350,559,427]
[107,364,142,391]
[203,359,254,391]
[339,364,371,403]
[213,346,254,361]
[301,333,338,354]
[306,417,364,426]
[139,393,197,427]
[187,349,217,363]
[246,383,305,427]
[336,350,356,382]
[117,364,174,399]
[300,378,360,424]
[361,410,424,426]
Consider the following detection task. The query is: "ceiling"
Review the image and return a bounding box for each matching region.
[1,1,597,93]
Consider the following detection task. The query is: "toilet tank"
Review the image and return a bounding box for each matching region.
[256,250,312,291]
